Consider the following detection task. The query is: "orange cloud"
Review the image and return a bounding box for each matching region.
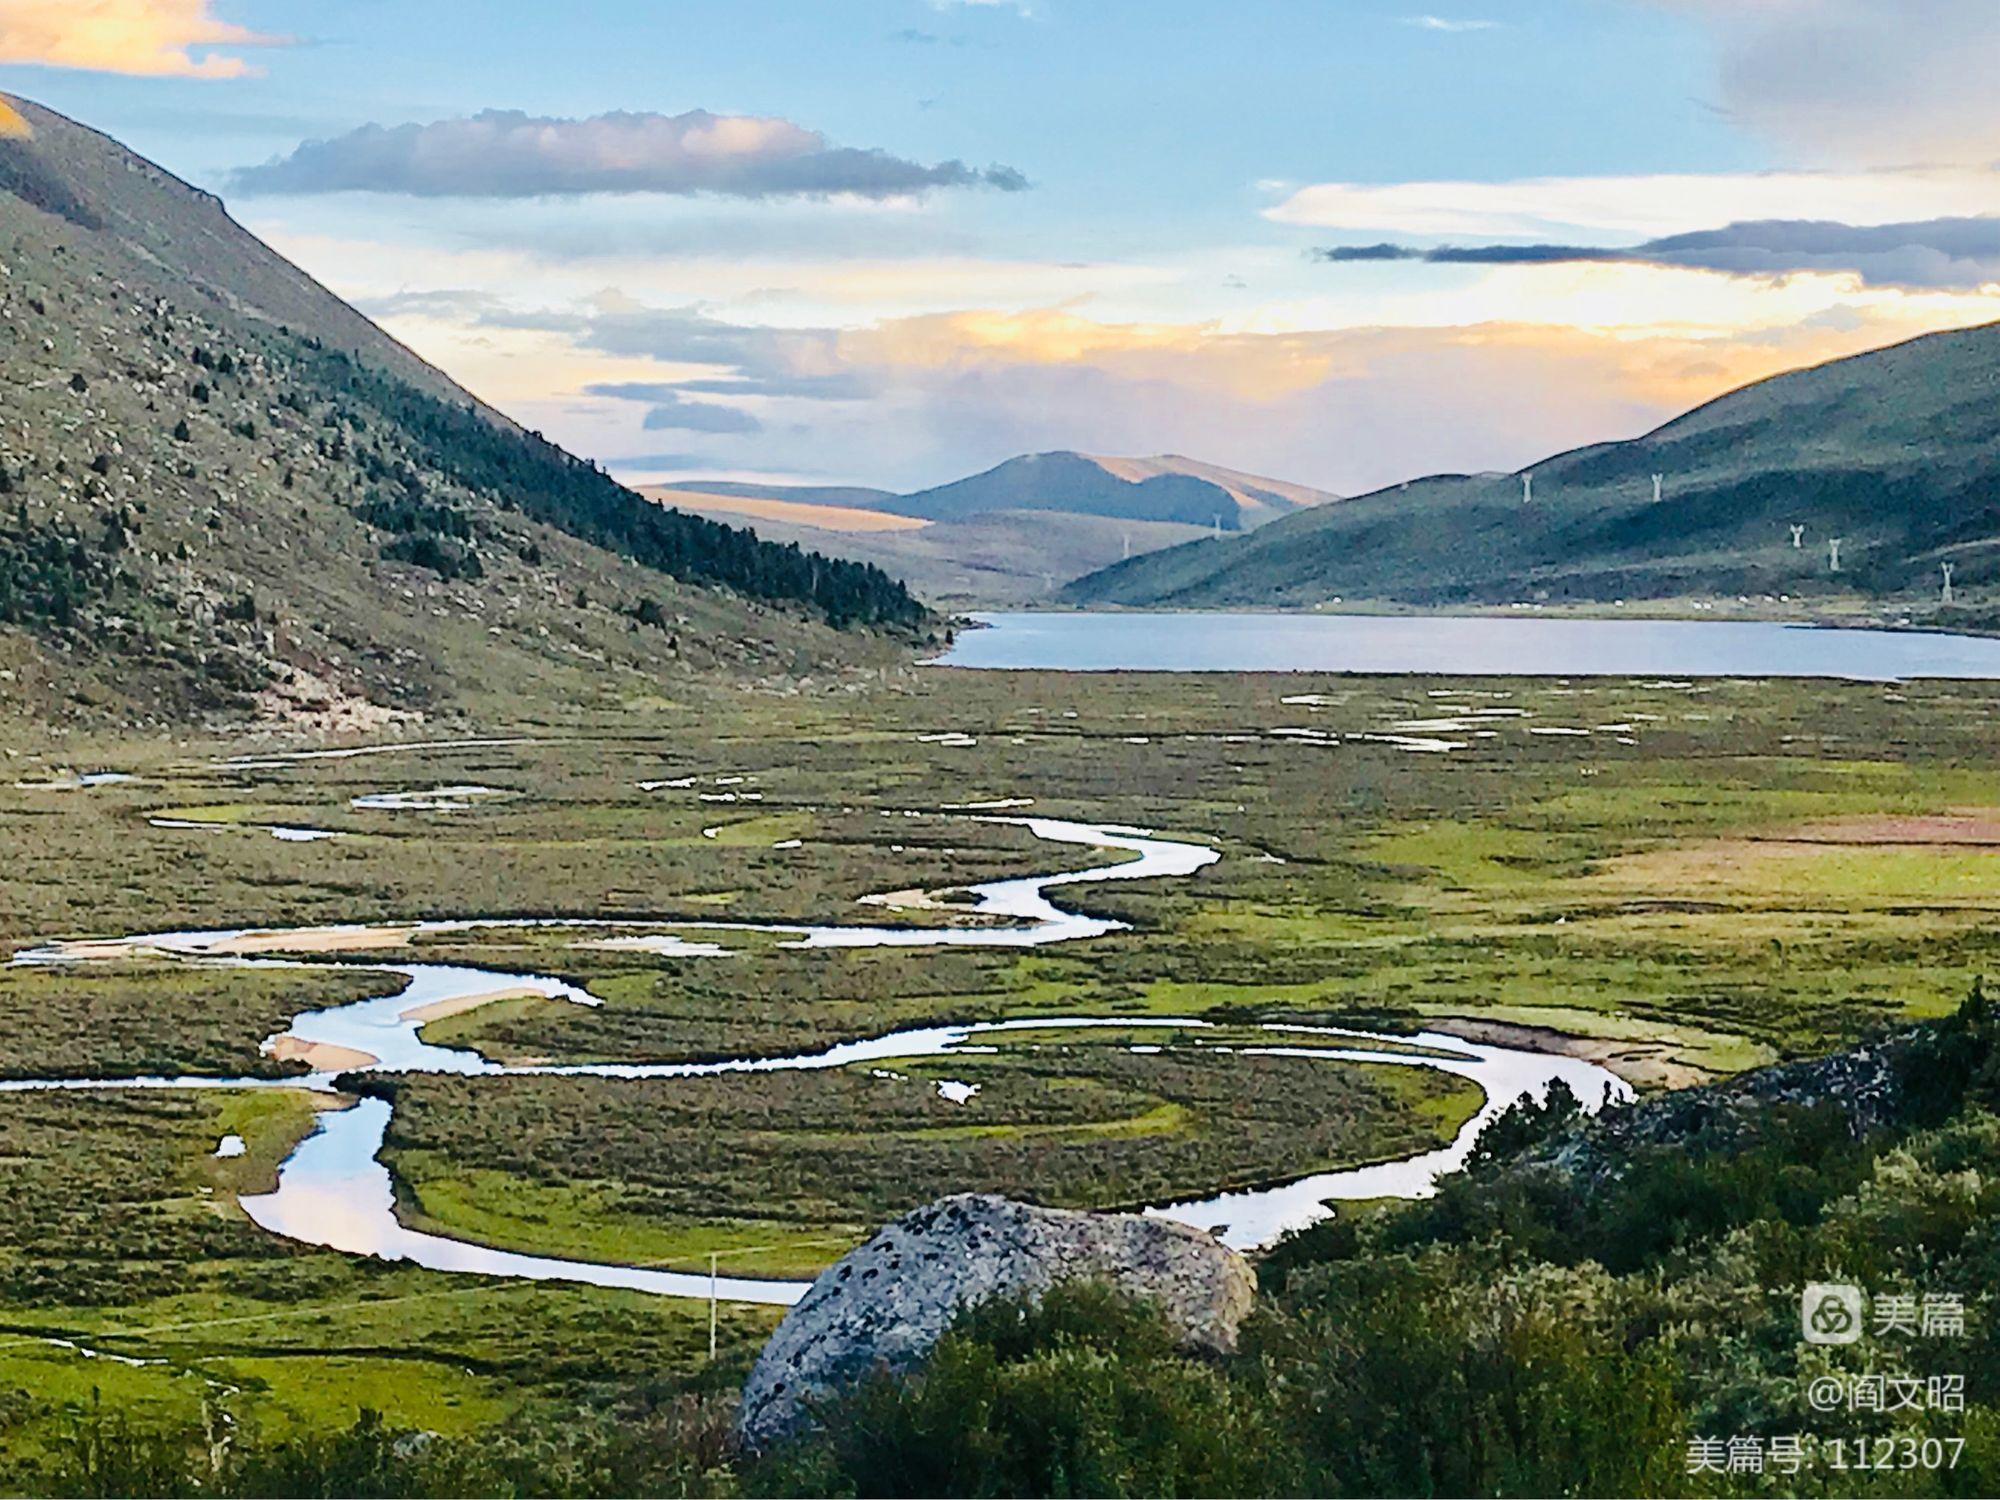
[834,299,1982,415]
[315,238,2000,492]
[0,0,282,79]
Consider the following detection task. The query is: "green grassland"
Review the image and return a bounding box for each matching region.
[0,1088,776,1485]
[384,1043,1480,1275]
[0,965,400,1081]
[6,667,2000,1471]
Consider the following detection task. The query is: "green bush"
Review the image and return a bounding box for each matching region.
[753,1283,1293,1498]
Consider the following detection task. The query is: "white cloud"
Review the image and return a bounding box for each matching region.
[233,109,1029,200]
[1403,15,1501,32]
[1265,168,2000,240]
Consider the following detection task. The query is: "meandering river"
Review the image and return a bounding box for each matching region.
[7,815,1628,1304]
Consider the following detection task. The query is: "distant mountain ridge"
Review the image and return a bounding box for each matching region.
[659,451,1339,533]
[0,95,923,725]
[1069,320,2000,610]
[651,452,1337,606]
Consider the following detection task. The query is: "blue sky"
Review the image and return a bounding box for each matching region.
[6,1,2000,492]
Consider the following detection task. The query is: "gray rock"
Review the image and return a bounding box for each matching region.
[737,1193,1255,1448]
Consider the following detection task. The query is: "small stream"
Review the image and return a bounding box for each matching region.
[7,815,1628,1304]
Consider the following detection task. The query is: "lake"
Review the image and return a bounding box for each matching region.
[931,611,2000,680]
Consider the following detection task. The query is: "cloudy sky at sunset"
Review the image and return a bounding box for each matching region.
[5,0,1999,494]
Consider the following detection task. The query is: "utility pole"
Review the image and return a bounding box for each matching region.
[1790,524,1805,549]
[1829,538,1843,574]
[1942,562,1955,605]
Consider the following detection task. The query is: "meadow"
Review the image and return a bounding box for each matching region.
[2,666,1998,1481]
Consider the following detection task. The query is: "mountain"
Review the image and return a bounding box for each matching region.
[657,455,1335,533]
[1080,454,1340,527]
[651,453,1336,606]
[1068,321,2000,610]
[0,95,925,728]
[881,451,1331,531]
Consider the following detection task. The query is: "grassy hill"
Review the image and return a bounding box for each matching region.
[1069,320,2000,612]
[0,95,926,730]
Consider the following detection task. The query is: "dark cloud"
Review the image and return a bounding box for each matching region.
[674,373,872,400]
[644,401,760,435]
[602,452,720,473]
[1315,216,2000,288]
[1319,242,1603,264]
[560,305,889,405]
[232,108,1029,200]
[585,381,762,435]
[357,296,874,405]
[1659,0,2000,166]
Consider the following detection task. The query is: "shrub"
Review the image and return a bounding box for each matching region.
[753,1283,1294,1497]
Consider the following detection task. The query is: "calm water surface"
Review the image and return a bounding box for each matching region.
[933,611,2000,680]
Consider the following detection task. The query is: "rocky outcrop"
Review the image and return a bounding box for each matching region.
[1526,1031,1919,1191]
[737,1193,1255,1448]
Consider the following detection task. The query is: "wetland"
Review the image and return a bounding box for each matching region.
[3,664,1999,1484]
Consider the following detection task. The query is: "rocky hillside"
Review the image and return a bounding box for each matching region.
[1071,319,2000,610]
[0,94,926,730]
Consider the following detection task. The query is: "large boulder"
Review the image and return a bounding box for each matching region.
[737,1193,1254,1449]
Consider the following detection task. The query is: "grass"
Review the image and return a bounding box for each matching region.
[384,1041,1482,1269]
[395,1176,865,1280]
[0,966,401,1081]
[8,669,2000,1460]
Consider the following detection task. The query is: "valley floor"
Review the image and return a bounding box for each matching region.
[2,668,1997,1482]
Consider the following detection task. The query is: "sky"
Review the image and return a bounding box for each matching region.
[4,0,2000,495]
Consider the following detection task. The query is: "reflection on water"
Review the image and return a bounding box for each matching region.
[933,611,2000,680]
[242,1100,807,1305]
[1146,1027,1624,1248]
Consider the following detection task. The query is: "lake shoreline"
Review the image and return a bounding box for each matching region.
[966,600,1996,639]
[932,609,2000,679]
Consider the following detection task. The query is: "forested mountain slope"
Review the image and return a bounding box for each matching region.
[0,94,925,728]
